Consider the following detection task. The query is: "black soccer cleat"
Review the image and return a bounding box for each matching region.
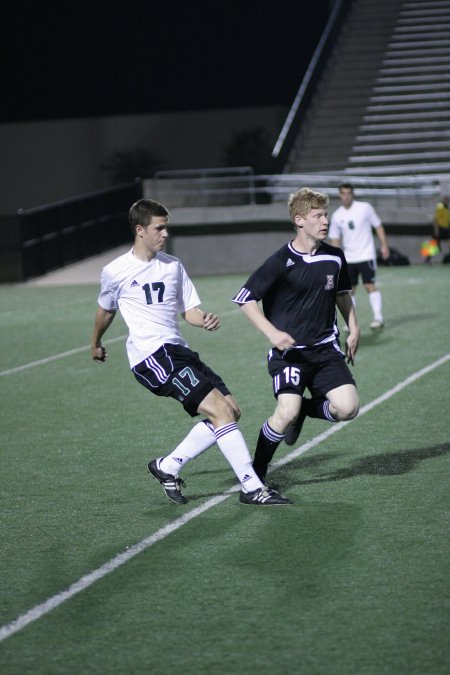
[148,458,187,504]
[284,398,310,446]
[239,486,292,505]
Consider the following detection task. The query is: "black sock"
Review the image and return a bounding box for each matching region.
[307,396,338,422]
[253,420,285,475]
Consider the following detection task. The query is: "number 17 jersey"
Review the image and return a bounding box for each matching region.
[98,249,200,367]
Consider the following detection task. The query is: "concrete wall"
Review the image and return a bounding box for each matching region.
[0,106,287,215]
[24,227,431,287]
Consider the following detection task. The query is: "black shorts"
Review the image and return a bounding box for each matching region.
[438,227,449,241]
[268,341,356,399]
[348,260,376,286]
[133,344,230,417]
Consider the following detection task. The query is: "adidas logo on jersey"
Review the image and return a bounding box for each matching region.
[130,280,139,287]
[286,258,295,267]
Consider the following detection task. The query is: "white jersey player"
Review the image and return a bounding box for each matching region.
[329,183,390,330]
[98,248,201,368]
[91,198,290,506]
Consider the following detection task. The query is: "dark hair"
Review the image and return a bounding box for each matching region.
[128,199,169,234]
[339,183,354,192]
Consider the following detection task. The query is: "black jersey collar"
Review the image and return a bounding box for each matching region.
[288,240,322,256]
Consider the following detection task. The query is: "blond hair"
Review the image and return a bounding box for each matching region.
[288,187,329,222]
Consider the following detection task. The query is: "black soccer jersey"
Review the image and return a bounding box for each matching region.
[232,240,351,347]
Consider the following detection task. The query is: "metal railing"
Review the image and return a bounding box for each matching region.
[271,0,353,168]
[148,169,448,209]
[151,167,257,206]
[4,180,142,281]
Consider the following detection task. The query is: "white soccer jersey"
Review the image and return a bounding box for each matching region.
[329,200,382,263]
[98,249,201,367]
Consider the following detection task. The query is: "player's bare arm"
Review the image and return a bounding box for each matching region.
[240,300,296,351]
[91,306,116,362]
[182,307,220,331]
[376,224,390,260]
[336,293,360,365]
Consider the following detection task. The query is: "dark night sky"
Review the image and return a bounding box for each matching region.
[2,1,330,123]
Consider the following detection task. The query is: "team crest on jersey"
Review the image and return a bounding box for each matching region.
[324,275,334,290]
[286,258,295,267]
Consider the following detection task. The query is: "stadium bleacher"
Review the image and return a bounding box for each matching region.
[285,0,450,175]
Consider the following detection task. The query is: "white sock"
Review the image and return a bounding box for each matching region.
[351,294,356,308]
[214,422,264,492]
[159,420,216,475]
[369,290,383,321]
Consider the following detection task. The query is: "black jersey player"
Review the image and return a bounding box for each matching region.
[232,188,360,481]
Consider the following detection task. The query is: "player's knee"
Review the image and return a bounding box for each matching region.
[225,395,241,421]
[336,399,359,421]
[226,402,241,422]
[274,406,300,430]
[219,396,240,421]
[198,389,237,426]
[210,396,239,426]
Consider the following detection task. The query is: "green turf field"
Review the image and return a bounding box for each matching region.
[1,265,449,674]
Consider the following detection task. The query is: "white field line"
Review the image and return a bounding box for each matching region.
[1,351,449,643]
[0,310,239,377]
[0,335,127,377]
[271,351,450,471]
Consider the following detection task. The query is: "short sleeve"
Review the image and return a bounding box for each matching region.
[177,263,201,313]
[328,212,340,239]
[98,268,119,310]
[232,253,284,304]
[366,203,382,228]
[337,252,352,293]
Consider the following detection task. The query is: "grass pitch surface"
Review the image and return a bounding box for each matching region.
[0,265,449,674]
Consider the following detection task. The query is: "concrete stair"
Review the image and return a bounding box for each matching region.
[286,0,450,175]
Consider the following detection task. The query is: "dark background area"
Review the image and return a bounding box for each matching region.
[2,0,330,122]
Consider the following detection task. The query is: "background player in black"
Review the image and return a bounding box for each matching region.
[233,188,360,481]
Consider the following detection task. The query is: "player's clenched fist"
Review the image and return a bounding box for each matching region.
[92,346,107,362]
[203,312,220,331]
